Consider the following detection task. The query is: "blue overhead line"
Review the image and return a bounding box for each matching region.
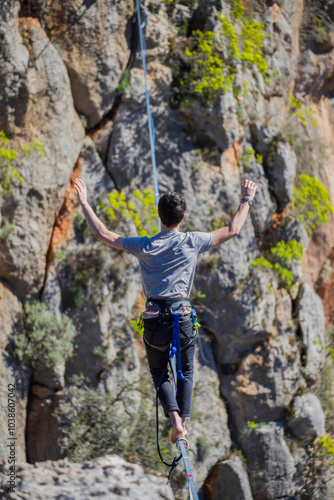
[135,0,161,231]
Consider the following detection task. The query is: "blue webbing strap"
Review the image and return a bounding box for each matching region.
[135,0,160,231]
[170,312,186,383]
[176,438,200,500]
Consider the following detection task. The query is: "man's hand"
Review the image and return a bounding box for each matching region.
[74,178,88,205]
[241,179,257,201]
[73,177,123,250]
[210,178,258,248]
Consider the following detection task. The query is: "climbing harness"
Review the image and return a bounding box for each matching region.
[136,0,160,230]
[141,299,200,390]
[176,438,200,500]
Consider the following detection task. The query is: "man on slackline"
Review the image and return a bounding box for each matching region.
[74,178,257,443]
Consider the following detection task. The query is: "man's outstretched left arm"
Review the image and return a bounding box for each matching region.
[210,179,257,248]
[74,178,123,250]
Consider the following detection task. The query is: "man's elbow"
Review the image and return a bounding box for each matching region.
[230,225,240,237]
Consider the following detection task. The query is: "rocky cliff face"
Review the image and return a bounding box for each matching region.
[1,0,334,499]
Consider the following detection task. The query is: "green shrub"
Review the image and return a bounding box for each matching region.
[13,301,75,369]
[247,420,266,433]
[54,374,132,461]
[293,174,333,235]
[67,285,84,308]
[241,147,263,167]
[299,433,334,496]
[116,69,131,95]
[317,435,334,464]
[0,217,16,240]
[299,1,334,51]
[54,373,175,472]
[178,0,269,104]
[100,188,158,237]
[283,120,328,177]
[289,96,317,128]
[251,240,305,289]
[0,130,44,196]
[197,436,210,461]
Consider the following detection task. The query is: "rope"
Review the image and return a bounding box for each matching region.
[135,0,161,231]
[176,438,200,500]
[155,365,182,482]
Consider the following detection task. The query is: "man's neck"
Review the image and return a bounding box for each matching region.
[160,222,180,232]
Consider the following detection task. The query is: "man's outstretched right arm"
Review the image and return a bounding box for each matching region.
[210,179,257,248]
[74,179,123,250]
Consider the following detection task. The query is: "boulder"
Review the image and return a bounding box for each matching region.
[264,140,297,212]
[0,454,175,499]
[295,283,325,383]
[206,454,253,500]
[220,288,300,434]
[221,340,300,437]
[240,422,296,499]
[288,393,325,444]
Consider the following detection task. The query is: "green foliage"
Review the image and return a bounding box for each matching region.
[211,217,226,230]
[283,119,328,177]
[0,130,44,196]
[0,217,16,240]
[55,249,67,261]
[104,188,158,237]
[13,301,75,370]
[62,247,110,309]
[317,436,334,465]
[299,433,334,495]
[130,316,144,336]
[251,240,305,289]
[197,436,210,461]
[92,345,108,364]
[54,373,176,473]
[312,16,328,40]
[293,174,333,235]
[78,114,88,130]
[289,96,317,128]
[316,329,334,435]
[116,70,131,95]
[247,420,266,433]
[270,239,304,266]
[241,147,262,168]
[300,2,334,51]
[67,285,84,308]
[295,385,307,397]
[75,211,91,239]
[53,373,134,462]
[123,381,178,473]
[179,0,268,104]
[313,338,334,364]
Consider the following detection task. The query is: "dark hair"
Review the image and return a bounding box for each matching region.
[158,192,186,227]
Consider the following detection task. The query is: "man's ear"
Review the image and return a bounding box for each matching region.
[181,214,186,222]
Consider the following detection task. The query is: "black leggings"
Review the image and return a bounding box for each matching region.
[143,313,196,418]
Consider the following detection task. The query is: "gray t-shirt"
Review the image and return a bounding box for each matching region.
[122,231,213,298]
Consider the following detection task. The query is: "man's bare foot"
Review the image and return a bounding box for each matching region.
[181,416,186,430]
[169,411,187,443]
